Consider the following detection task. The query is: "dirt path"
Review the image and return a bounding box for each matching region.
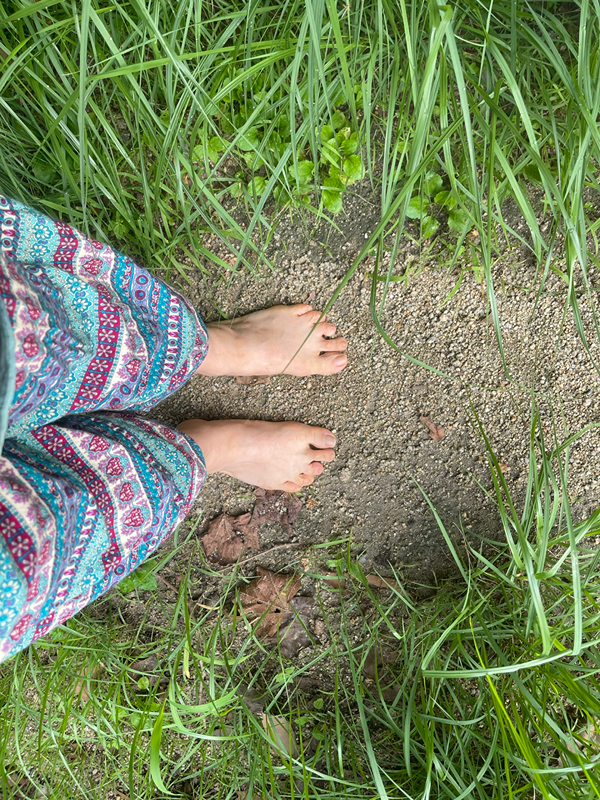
[153,190,600,590]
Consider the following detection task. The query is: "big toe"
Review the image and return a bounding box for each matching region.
[308,427,336,449]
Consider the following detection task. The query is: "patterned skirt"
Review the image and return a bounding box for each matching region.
[0,197,209,663]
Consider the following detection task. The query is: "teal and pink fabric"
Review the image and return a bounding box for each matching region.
[0,197,208,662]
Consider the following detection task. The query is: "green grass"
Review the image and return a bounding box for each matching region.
[2,410,600,799]
[2,0,600,355]
[2,1,600,797]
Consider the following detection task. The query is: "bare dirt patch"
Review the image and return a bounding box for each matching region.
[148,186,600,598]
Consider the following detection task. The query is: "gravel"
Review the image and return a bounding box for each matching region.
[152,186,600,589]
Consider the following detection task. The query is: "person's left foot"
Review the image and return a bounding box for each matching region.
[196,304,348,377]
[177,418,336,491]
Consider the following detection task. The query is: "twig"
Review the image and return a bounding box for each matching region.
[218,542,297,572]
[156,573,179,593]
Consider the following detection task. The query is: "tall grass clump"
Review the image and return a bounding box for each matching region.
[1,410,599,799]
[2,2,600,342]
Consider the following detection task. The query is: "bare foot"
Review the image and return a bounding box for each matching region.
[177,419,336,492]
[197,304,348,377]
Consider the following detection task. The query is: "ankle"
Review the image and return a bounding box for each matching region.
[196,325,240,377]
[178,419,242,475]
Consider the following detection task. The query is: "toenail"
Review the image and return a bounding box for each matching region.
[334,355,346,367]
[325,434,336,446]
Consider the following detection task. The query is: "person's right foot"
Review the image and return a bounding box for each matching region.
[177,419,336,492]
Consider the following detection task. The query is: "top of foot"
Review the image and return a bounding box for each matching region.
[196,304,348,378]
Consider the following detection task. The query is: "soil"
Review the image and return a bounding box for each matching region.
[145,181,600,597]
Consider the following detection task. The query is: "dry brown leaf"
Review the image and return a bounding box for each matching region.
[251,489,303,535]
[419,415,445,441]
[235,375,271,385]
[363,643,400,680]
[322,573,400,592]
[203,492,303,565]
[280,596,312,658]
[237,789,262,800]
[366,574,401,592]
[5,773,38,799]
[498,462,509,473]
[564,720,600,763]
[262,713,298,758]
[322,574,347,590]
[239,567,302,638]
[74,661,104,704]
[202,512,259,564]
[130,653,158,674]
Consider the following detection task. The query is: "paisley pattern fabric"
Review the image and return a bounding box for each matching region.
[0,197,209,662]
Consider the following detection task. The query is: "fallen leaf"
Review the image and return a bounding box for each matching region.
[419,416,445,441]
[366,574,401,592]
[237,788,263,800]
[5,773,38,799]
[322,574,347,591]
[279,596,312,658]
[363,643,400,680]
[74,661,104,704]
[202,512,259,564]
[130,653,158,674]
[322,573,400,592]
[235,375,271,385]
[251,489,303,535]
[498,462,509,473]
[239,567,302,638]
[262,713,298,758]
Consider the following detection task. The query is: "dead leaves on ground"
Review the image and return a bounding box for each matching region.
[200,492,311,656]
[202,512,259,565]
[419,415,445,441]
[235,567,311,657]
[252,489,303,535]
[201,490,303,565]
[323,572,401,593]
[262,713,298,758]
[239,567,299,634]
[74,661,105,705]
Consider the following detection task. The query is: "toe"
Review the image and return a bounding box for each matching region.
[319,336,348,352]
[309,447,336,463]
[298,474,315,486]
[305,309,326,324]
[308,447,335,463]
[307,461,325,476]
[308,428,336,449]
[317,352,348,373]
[317,321,337,337]
[294,304,313,315]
